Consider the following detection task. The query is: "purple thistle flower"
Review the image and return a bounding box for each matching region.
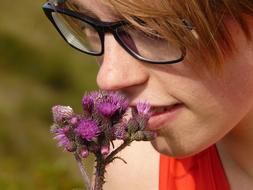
[82,91,100,112]
[96,102,118,118]
[53,127,74,151]
[110,92,129,114]
[52,105,74,124]
[75,119,101,141]
[136,101,152,118]
[90,91,129,119]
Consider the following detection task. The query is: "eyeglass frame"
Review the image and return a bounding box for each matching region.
[42,2,187,64]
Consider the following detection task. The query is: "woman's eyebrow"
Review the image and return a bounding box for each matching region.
[69,1,100,19]
[68,0,123,21]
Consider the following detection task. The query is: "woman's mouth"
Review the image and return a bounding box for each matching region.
[147,103,184,131]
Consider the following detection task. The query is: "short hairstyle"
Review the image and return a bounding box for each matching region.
[104,0,253,71]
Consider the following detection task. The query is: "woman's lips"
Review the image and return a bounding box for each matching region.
[147,103,184,131]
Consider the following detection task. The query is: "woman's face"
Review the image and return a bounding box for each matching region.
[76,0,253,157]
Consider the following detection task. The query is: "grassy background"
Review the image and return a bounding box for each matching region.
[0,0,98,189]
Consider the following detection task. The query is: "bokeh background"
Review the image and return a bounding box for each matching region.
[0,0,98,189]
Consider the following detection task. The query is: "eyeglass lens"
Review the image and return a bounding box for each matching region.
[116,25,182,62]
[51,11,183,62]
[52,12,102,54]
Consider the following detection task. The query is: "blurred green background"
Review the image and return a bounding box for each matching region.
[0,0,98,189]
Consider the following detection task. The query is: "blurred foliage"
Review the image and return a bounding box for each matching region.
[0,0,99,189]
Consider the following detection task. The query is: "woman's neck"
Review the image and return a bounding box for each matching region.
[217,108,253,190]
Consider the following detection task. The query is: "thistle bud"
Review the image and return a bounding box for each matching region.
[136,101,152,118]
[132,131,157,141]
[52,105,74,124]
[79,147,89,158]
[127,118,139,135]
[136,116,148,130]
[101,145,110,155]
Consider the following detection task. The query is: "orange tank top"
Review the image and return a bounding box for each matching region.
[159,144,230,190]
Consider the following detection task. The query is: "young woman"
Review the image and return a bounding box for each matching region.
[43,0,253,189]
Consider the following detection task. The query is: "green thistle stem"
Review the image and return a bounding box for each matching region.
[74,152,93,190]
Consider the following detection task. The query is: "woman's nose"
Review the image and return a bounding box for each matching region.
[96,34,149,91]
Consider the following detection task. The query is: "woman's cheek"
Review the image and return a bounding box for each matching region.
[149,96,241,158]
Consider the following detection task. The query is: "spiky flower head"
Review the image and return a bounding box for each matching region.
[53,126,76,152]
[85,90,129,119]
[52,105,74,124]
[74,119,101,141]
[136,101,152,118]
[110,92,129,114]
[82,91,100,113]
[96,102,118,118]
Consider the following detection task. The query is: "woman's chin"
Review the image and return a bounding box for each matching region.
[150,136,205,158]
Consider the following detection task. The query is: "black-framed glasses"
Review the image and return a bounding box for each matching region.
[42,2,186,64]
